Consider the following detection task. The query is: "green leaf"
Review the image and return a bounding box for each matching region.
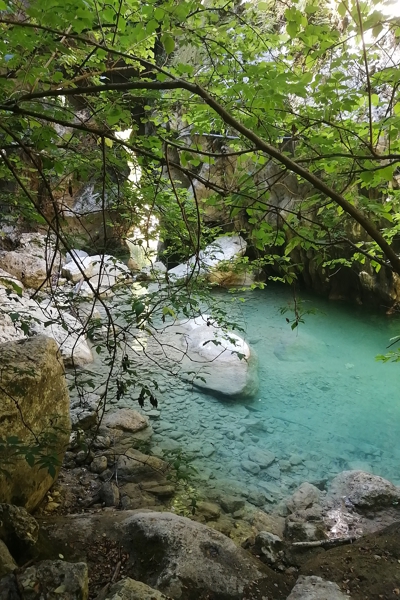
[162,34,175,55]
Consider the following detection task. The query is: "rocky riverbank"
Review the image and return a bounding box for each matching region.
[1,230,400,598]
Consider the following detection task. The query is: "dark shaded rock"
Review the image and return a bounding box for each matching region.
[0,505,39,551]
[118,511,290,599]
[0,541,17,578]
[99,482,120,507]
[300,522,400,599]
[255,531,284,567]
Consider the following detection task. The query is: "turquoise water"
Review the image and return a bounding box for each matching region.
[146,285,400,506]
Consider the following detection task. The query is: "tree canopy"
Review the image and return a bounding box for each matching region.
[1,0,400,281]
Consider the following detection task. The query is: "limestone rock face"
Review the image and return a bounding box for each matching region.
[0,288,93,367]
[287,575,350,600]
[102,578,169,600]
[118,511,281,599]
[0,336,71,511]
[164,315,258,397]
[0,233,60,290]
[328,470,400,509]
[168,235,247,283]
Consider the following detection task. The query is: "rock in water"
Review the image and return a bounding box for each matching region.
[156,315,258,397]
[103,409,149,433]
[0,336,71,511]
[118,511,283,599]
[287,483,321,513]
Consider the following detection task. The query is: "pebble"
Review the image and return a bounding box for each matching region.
[241,460,261,475]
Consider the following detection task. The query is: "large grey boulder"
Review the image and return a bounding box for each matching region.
[168,235,247,282]
[0,288,93,367]
[100,578,169,600]
[0,337,71,511]
[157,315,258,397]
[287,575,350,599]
[327,470,400,509]
[118,511,281,599]
[62,255,94,282]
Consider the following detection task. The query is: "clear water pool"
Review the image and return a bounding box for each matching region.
[147,284,400,506]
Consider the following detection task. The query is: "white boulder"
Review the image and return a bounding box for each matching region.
[157,314,258,397]
[75,254,132,298]
[168,235,247,283]
[62,255,94,282]
[137,261,167,281]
